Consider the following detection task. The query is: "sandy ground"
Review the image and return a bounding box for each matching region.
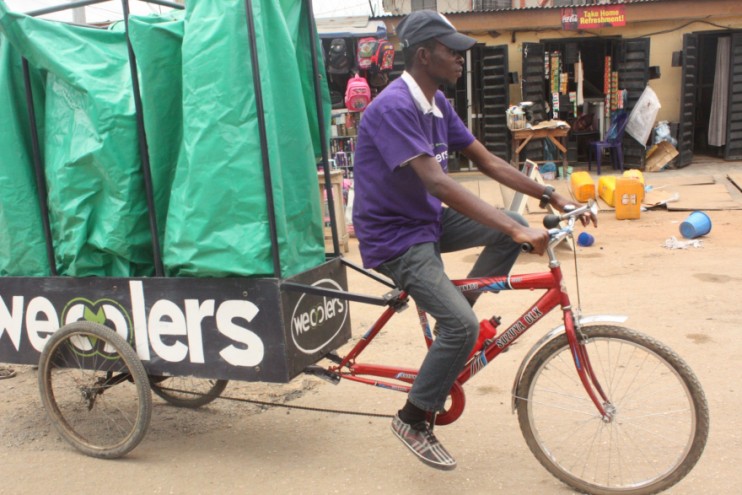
[1,160,741,495]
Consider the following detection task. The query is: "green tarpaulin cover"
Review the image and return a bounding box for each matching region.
[0,37,48,276]
[0,0,328,278]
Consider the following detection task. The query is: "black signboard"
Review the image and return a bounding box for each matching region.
[0,259,350,383]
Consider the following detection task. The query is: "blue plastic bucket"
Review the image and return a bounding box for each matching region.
[680,211,712,239]
[577,232,595,247]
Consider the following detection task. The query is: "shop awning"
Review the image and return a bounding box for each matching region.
[316,16,386,38]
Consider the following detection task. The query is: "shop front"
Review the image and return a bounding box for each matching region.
[377,0,742,169]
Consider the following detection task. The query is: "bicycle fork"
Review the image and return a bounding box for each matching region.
[563,310,613,421]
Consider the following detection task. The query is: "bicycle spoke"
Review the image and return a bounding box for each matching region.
[523,389,595,411]
[39,323,151,459]
[517,326,708,494]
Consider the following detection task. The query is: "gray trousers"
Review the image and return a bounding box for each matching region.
[376,207,527,412]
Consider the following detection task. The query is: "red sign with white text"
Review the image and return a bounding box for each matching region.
[561,5,627,30]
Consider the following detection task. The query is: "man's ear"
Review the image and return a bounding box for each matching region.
[416,45,431,67]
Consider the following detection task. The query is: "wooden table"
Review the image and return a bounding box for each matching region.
[510,126,570,178]
[318,170,349,253]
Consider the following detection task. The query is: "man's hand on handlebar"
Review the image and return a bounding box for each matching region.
[513,226,550,255]
[552,192,598,228]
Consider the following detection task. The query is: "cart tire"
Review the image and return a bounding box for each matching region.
[150,376,228,408]
[38,321,152,459]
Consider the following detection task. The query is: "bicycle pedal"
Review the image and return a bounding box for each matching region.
[303,365,341,385]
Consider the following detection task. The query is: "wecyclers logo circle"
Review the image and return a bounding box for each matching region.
[290,279,348,354]
[60,298,133,359]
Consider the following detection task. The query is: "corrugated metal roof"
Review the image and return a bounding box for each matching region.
[373,0,667,18]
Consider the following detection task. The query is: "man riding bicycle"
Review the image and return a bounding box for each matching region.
[351,10,590,470]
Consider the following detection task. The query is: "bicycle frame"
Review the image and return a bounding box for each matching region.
[326,210,614,423]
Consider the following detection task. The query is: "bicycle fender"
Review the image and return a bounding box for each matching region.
[510,314,628,413]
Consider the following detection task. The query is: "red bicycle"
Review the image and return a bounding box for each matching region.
[318,200,709,495]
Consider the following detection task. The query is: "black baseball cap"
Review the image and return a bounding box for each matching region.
[396,10,476,52]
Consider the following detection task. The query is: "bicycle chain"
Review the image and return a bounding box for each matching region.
[154,386,394,419]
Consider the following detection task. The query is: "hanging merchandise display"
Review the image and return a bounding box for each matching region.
[344,73,371,111]
[569,91,577,117]
[327,38,351,75]
[549,51,562,118]
[356,36,378,71]
[611,71,620,112]
[550,51,561,94]
[604,55,612,118]
[626,85,661,146]
[575,53,584,106]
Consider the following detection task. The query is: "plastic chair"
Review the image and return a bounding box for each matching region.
[588,111,628,175]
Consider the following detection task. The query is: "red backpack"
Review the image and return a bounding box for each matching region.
[345,74,371,112]
[373,39,395,71]
[356,37,378,71]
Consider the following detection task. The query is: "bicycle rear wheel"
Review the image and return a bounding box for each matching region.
[38,321,152,459]
[515,325,708,495]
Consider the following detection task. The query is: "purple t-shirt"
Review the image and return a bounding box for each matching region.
[352,77,475,268]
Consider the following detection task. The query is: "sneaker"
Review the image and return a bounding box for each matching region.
[391,414,457,471]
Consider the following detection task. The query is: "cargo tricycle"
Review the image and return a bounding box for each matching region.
[0,2,708,495]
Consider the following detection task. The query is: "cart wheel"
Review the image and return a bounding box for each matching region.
[150,376,228,408]
[38,321,152,459]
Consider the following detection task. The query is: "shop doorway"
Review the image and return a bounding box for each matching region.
[442,44,508,172]
[520,37,650,168]
[677,30,742,165]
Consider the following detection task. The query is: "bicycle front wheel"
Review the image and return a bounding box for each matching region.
[38,321,152,459]
[515,325,709,495]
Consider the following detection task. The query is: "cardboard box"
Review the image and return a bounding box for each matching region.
[645,141,679,172]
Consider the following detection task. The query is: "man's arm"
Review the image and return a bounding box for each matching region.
[460,140,574,212]
[408,154,550,254]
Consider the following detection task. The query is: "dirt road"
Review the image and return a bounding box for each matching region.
[1,167,741,495]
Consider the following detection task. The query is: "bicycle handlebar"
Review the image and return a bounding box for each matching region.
[520,200,598,253]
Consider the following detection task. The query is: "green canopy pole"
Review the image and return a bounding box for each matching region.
[304,0,340,257]
[21,58,57,276]
[26,0,108,17]
[121,0,165,276]
[243,0,282,278]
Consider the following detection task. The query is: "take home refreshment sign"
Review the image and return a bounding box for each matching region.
[561,5,627,31]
